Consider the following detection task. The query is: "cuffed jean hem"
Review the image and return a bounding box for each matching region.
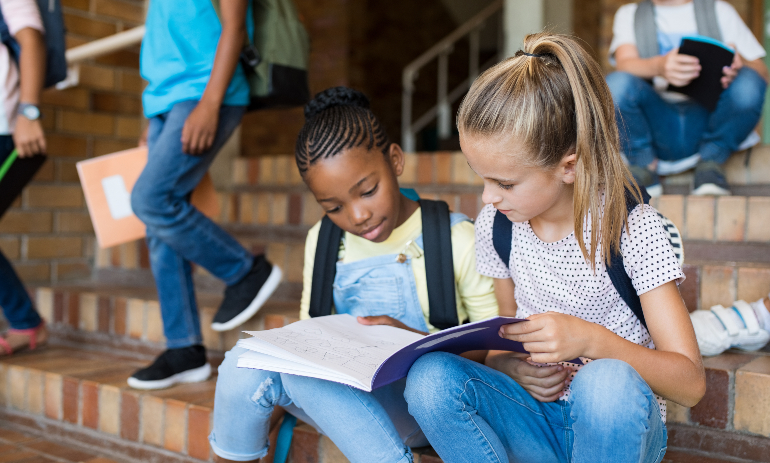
[209,433,268,462]
[165,335,204,349]
[698,141,732,165]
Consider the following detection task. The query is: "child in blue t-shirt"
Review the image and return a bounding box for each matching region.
[128,0,281,390]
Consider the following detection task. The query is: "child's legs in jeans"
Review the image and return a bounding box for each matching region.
[212,347,420,463]
[405,353,666,463]
[131,101,253,347]
[606,71,703,167]
[699,67,767,164]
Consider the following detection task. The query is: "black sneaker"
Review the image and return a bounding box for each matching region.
[211,255,282,332]
[628,165,663,197]
[127,345,210,390]
[692,161,731,196]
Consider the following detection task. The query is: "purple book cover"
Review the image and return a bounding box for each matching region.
[371,316,583,390]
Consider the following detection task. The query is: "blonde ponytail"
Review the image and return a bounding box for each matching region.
[458,32,641,267]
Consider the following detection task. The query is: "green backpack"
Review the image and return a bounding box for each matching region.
[211,0,311,110]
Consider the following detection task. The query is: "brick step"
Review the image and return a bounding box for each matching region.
[3,346,769,463]
[229,147,770,188]
[33,277,301,360]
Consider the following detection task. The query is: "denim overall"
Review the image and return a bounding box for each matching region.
[210,212,470,463]
[332,211,469,333]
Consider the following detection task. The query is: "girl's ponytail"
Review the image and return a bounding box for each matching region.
[458,32,641,268]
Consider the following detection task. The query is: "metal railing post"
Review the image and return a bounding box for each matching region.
[402,70,416,153]
[437,49,451,140]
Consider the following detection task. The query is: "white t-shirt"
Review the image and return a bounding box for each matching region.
[609,1,765,99]
[475,202,685,421]
[0,0,44,135]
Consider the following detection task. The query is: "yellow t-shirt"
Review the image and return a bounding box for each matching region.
[299,207,499,333]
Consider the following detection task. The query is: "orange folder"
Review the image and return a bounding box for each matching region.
[76,147,221,249]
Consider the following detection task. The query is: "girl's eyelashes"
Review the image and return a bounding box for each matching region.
[325,205,341,214]
[361,185,378,197]
[497,182,514,191]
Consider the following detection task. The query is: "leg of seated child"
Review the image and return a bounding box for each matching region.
[210,347,292,461]
[405,352,567,463]
[280,374,420,463]
[568,359,666,463]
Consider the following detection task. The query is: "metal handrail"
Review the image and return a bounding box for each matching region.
[401,0,503,152]
[57,26,146,89]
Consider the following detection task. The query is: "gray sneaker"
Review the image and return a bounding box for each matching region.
[692,161,730,196]
[628,165,663,197]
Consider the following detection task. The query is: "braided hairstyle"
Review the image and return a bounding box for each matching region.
[295,87,390,175]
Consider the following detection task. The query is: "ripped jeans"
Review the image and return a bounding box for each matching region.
[209,347,426,463]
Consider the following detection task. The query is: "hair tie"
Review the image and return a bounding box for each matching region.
[519,51,543,58]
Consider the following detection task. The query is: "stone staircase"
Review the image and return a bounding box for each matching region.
[1,148,770,462]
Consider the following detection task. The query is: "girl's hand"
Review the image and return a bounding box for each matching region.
[500,312,598,364]
[721,44,743,89]
[181,100,219,155]
[486,352,571,402]
[357,315,427,335]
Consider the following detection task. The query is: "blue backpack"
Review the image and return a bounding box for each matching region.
[0,0,67,88]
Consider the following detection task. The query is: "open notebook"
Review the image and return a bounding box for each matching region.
[237,314,583,392]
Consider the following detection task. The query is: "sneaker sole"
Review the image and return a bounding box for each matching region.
[211,265,283,332]
[657,154,701,176]
[127,363,211,390]
[646,184,663,198]
[692,183,730,196]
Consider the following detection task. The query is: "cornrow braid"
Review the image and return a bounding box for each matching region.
[295,87,390,175]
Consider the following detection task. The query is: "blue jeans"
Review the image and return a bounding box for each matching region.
[607,68,767,168]
[210,347,426,462]
[405,354,667,463]
[131,100,253,348]
[0,136,42,330]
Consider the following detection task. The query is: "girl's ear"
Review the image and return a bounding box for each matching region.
[389,143,406,176]
[560,152,577,184]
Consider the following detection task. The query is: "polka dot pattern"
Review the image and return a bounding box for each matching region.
[474,202,685,421]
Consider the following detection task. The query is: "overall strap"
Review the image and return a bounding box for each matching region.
[693,0,722,41]
[419,199,459,330]
[606,186,651,329]
[308,216,344,318]
[634,0,659,59]
[493,210,513,268]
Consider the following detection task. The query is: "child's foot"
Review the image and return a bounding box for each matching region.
[127,345,211,390]
[690,298,770,356]
[211,256,282,332]
[0,322,47,356]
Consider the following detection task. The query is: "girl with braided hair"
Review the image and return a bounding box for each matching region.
[209,87,498,463]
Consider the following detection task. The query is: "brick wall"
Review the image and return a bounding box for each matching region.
[240,0,465,157]
[0,0,145,284]
[574,0,763,71]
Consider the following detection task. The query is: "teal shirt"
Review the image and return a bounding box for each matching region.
[140,0,251,118]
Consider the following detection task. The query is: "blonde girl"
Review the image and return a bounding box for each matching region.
[404,33,705,463]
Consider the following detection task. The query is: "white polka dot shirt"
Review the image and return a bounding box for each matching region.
[475,202,685,421]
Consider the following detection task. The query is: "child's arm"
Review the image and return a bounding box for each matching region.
[181,0,248,155]
[615,44,702,87]
[13,26,46,157]
[501,281,706,407]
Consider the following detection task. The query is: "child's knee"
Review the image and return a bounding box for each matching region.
[725,67,768,113]
[405,352,465,410]
[216,349,283,410]
[569,359,652,421]
[606,71,644,105]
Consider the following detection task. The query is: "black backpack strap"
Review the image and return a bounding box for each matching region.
[419,199,459,330]
[493,210,513,268]
[308,216,344,318]
[606,186,651,329]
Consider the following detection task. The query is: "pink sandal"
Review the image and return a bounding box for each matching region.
[0,322,46,356]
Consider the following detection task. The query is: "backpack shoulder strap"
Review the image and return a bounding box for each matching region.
[606,186,651,329]
[418,199,459,330]
[492,210,513,268]
[634,0,659,59]
[693,0,722,41]
[0,7,20,64]
[308,216,343,318]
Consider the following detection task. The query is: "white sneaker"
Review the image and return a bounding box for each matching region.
[690,301,770,356]
[657,153,701,176]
